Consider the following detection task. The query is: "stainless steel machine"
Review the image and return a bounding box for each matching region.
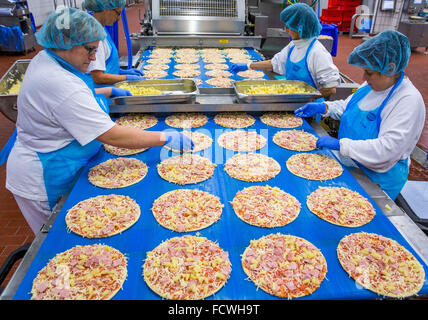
[397,0,428,51]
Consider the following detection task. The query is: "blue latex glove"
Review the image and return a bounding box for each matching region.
[316,136,340,150]
[126,75,144,81]
[294,102,326,118]
[111,87,132,97]
[229,63,248,74]
[164,131,194,152]
[120,68,144,76]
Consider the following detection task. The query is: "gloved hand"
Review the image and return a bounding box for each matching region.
[229,63,248,74]
[294,102,326,118]
[126,75,144,81]
[164,131,194,152]
[316,136,340,150]
[120,68,144,76]
[111,87,132,97]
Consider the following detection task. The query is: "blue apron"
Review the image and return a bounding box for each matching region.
[94,31,120,89]
[37,49,109,210]
[338,72,408,200]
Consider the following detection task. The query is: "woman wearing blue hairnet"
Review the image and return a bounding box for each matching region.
[84,0,144,87]
[295,30,426,200]
[229,3,340,98]
[5,8,193,234]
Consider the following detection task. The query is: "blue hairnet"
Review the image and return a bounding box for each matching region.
[348,30,410,75]
[83,0,126,12]
[36,7,106,49]
[280,3,322,39]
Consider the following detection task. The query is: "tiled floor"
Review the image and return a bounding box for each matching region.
[0,3,427,290]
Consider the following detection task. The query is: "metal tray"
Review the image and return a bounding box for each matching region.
[111,79,198,106]
[0,59,31,123]
[233,79,323,104]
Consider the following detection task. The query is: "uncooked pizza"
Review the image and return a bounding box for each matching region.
[157,154,216,185]
[88,157,148,189]
[231,186,301,228]
[260,112,303,128]
[173,69,201,78]
[286,153,343,181]
[143,70,168,79]
[183,78,203,86]
[175,57,200,64]
[205,70,232,78]
[307,187,375,227]
[217,130,266,152]
[143,235,231,300]
[242,233,327,298]
[224,153,281,182]
[143,64,169,71]
[230,58,252,64]
[203,57,226,64]
[204,63,229,70]
[273,130,317,151]
[115,114,158,130]
[214,112,255,128]
[165,112,208,128]
[103,143,148,156]
[65,194,140,238]
[206,77,234,88]
[175,64,200,70]
[237,70,265,78]
[337,232,425,298]
[164,130,212,153]
[31,244,127,300]
[152,189,223,232]
[146,58,171,64]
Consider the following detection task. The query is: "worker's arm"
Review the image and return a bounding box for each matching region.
[91,70,127,85]
[319,87,336,98]
[248,60,274,71]
[96,125,165,149]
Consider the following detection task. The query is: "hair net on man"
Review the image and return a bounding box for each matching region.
[279,3,322,39]
[348,30,410,75]
[35,7,106,49]
[83,0,126,12]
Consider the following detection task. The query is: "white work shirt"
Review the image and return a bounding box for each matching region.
[6,50,115,201]
[325,77,426,173]
[271,38,340,89]
[87,38,111,72]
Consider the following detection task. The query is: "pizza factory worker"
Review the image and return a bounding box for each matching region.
[84,0,144,87]
[294,30,426,201]
[6,7,193,234]
[228,3,340,99]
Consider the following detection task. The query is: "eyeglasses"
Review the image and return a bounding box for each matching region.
[81,43,98,56]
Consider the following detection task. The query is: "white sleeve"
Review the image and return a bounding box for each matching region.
[271,43,292,75]
[324,82,366,120]
[340,92,426,172]
[308,43,341,89]
[87,40,109,72]
[50,88,115,146]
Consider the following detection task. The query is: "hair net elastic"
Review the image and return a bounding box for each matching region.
[348,30,410,75]
[83,0,126,12]
[279,3,322,39]
[35,7,106,49]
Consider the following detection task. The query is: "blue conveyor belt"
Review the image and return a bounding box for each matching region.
[138,47,270,87]
[13,114,428,300]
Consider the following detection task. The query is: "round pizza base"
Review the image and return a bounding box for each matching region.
[143,235,231,300]
[232,186,301,228]
[103,144,148,156]
[217,130,266,152]
[31,244,127,300]
[173,69,201,78]
[260,112,303,128]
[237,70,265,78]
[88,157,148,189]
[273,130,317,152]
[337,232,425,298]
[205,70,232,78]
[206,77,233,88]
[224,153,281,182]
[165,113,208,129]
[152,189,223,232]
[307,187,375,227]
[204,64,229,70]
[115,114,158,129]
[241,233,327,299]
[286,153,343,181]
[157,154,216,185]
[146,58,171,64]
[143,64,169,71]
[174,64,200,70]
[143,70,168,79]
[214,112,255,128]
[164,130,212,153]
[65,194,140,238]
